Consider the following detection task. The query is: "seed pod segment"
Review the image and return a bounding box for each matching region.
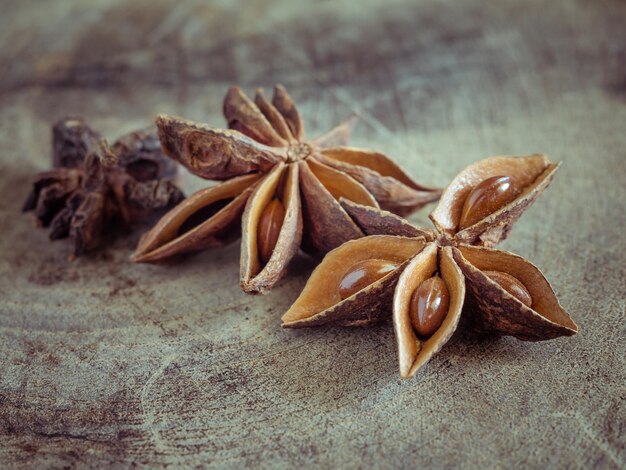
[430,155,561,246]
[452,245,578,340]
[240,163,303,294]
[282,236,427,327]
[132,173,261,262]
[393,245,465,378]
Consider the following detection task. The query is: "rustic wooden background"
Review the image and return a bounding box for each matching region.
[1,0,625,468]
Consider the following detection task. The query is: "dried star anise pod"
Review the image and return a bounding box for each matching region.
[132,85,440,294]
[282,154,578,378]
[23,118,185,256]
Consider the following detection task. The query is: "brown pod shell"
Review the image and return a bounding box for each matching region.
[393,245,465,378]
[49,206,73,240]
[311,115,357,149]
[34,182,78,225]
[318,147,441,215]
[132,173,261,262]
[339,199,435,239]
[282,236,426,328]
[23,169,82,213]
[123,179,185,220]
[298,161,365,254]
[52,117,101,169]
[306,158,379,208]
[111,126,178,182]
[241,163,303,294]
[272,84,304,140]
[70,190,107,256]
[254,88,294,142]
[430,155,560,246]
[453,245,578,340]
[156,114,285,180]
[223,86,288,147]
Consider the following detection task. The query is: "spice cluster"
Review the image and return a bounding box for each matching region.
[23,85,578,379]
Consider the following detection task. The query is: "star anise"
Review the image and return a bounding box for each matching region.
[282,154,578,378]
[132,85,440,294]
[23,118,184,256]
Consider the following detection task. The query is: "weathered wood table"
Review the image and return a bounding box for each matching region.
[1,0,624,468]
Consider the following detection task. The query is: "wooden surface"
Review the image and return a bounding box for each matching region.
[1,0,625,468]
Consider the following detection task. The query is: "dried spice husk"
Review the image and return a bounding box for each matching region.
[316,148,441,215]
[70,190,108,255]
[430,154,560,246]
[310,115,358,148]
[339,198,434,239]
[157,115,285,180]
[132,173,261,262]
[297,161,367,255]
[135,85,440,294]
[272,85,305,139]
[112,127,178,181]
[23,117,184,256]
[253,88,294,142]
[282,236,426,327]
[23,169,83,223]
[282,154,578,379]
[306,158,378,207]
[393,244,464,378]
[452,245,578,340]
[240,163,303,293]
[52,117,101,168]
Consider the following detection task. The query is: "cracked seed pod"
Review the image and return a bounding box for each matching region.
[133,84,440,294]
[393,243,465,377]
[429,154,560,246]
[52,117,101,169]
[23,118,184,256]
[451,245,577,340]
[282,155,578,379]
[282,236,427,327]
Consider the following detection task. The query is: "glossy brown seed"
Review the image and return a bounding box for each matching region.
[338,259,398,300]
[258,198,286,264]
[459,175,519,229]
[484,270,533,307]
[409,276,450,338]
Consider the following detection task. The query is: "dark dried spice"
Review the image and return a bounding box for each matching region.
[52,117,101,169]
[133,84,440,294]
[282,155,578,378]
[111,127,178,182]
[23,118,185,256]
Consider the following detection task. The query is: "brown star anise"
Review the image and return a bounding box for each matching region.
[23,118,184,256]
[282,154,578,378]
[132,85,440,294]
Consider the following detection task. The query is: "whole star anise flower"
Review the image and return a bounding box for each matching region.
[282,155,578,378]
[132,85,440,294]
[23,118,184,256]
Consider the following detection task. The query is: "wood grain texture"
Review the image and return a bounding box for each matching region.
[1,0,625,468]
